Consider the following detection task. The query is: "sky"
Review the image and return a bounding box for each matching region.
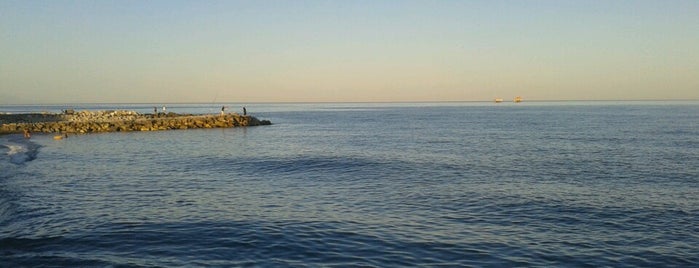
[1,0,698,104]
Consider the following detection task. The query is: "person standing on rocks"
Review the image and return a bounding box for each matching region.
[243,107,247,116]
[221,106,226,115]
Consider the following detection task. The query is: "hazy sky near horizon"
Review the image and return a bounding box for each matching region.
[1,0,698,104]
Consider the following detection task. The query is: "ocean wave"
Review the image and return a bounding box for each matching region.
[1,135,40,165]
[0,220,510,267]
[5,218,696,267]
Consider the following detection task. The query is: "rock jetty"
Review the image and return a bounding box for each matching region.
[0,110,271,135]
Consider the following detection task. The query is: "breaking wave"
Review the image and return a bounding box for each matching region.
[1,135,40,165]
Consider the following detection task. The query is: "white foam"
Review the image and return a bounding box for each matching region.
[7,144,29,164]
[1,135,39,165]
[6,144,26,155]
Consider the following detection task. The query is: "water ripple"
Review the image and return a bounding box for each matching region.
[2,103,699,266]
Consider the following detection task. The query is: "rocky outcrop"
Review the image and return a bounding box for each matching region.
[0,110,271,135]
[64,110,141,122]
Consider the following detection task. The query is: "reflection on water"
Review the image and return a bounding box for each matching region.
[1,102,698,266]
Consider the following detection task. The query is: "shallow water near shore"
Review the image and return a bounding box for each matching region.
[1,101,698,266]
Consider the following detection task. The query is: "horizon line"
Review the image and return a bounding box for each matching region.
[2,98,699,106]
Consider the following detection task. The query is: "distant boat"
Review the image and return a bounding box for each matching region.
[514,96,523,103]
[494,98,503,103]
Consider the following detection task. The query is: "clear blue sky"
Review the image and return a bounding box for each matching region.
[1,0,698,104]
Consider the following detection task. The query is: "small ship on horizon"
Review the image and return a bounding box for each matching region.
[493,96,523,103]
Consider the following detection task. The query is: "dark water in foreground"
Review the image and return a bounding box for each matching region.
[1,102,698,267]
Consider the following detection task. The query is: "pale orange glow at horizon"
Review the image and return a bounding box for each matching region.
[1,1,698,104]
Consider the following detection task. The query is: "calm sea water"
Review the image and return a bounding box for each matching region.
[1,102,698,267]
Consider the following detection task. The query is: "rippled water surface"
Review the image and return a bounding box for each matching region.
[1,102,698,267]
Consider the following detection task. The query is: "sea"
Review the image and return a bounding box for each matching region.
[1,101,698,267]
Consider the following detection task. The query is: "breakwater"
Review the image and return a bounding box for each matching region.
[0,110,271,134]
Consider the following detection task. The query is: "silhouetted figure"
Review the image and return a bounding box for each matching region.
[221,106,226,115]
[154,107,157,114]
[243,107,247,116]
